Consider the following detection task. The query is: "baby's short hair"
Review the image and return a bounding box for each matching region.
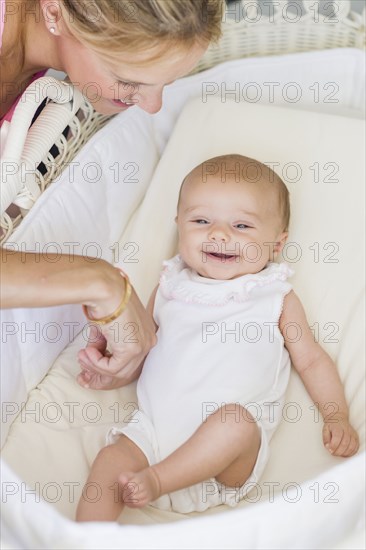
[177,154,290,232]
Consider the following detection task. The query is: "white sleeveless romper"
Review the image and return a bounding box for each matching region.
[108,255,293,513]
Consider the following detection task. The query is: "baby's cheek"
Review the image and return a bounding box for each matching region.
[178,246,190,265]
[258,242,275,264]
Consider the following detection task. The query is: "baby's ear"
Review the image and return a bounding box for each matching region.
[274,232,288,255]
[174,215,178,224]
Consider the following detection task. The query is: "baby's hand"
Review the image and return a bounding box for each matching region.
[323,413,359,457]
[77,366,123,391]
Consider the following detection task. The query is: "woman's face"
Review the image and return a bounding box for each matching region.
[56,37,207,115]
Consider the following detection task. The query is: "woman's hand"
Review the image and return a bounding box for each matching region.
[77,285,157,390]
[0,247,156,389]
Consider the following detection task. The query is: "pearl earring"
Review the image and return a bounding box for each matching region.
[49,26,56,34]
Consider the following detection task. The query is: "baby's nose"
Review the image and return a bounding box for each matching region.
[209,225,230,242]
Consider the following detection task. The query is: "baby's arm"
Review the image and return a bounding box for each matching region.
[280,291,359,457]
[146,284,159,332]
[135,285,159,373]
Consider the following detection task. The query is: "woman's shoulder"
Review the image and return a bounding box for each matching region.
[0,0,5,53]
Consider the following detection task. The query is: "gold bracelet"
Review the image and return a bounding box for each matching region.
[82,269,132,325]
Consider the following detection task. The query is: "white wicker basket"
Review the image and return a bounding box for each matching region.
[0,0,365,244]
[194,0,365,73]
[0,78,110,243]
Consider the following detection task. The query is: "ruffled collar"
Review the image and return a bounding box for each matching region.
[159,255,293,306]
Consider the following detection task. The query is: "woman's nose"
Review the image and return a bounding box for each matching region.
[137,89,163,114]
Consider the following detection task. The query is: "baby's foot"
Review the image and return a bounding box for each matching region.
[119,467,161,508]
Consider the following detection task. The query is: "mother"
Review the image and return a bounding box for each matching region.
[0,0,223,388]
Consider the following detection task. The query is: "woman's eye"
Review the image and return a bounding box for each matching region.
[194,219,208,224]
[117,81,138,90]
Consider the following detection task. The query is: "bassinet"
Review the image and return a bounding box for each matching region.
[1,1,365,548]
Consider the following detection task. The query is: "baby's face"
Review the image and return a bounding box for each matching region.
[176,174,287,280]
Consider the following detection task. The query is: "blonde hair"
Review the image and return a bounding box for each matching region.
[59,0,224,62]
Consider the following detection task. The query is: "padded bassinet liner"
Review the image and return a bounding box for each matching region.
[1,49,365,548]
[0,106,161,449]
[2,48,364,447]
[1,453,364,549]
[2,97,365,549]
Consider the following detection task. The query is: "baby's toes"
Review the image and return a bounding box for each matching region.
[120,472,151,508]
[119,472,141,506]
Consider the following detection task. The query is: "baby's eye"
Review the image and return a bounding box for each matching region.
[235,223,250,230]
[193,219,209,224]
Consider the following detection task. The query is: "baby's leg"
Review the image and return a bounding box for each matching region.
[119,404,260,508]
[76,435,149,522]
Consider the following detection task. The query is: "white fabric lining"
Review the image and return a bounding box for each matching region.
[1,48,365,548]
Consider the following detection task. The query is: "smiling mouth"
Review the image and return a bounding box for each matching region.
[204,251,239,263]
[111,98,135,108]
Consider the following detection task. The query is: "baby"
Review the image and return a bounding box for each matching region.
[76,154,359,521]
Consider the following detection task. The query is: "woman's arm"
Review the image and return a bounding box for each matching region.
[0,248,124,315]
[280,290,359,457]
[1,248,157,389]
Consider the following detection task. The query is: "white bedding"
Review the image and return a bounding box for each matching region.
[1,454,364,549]
[1,48,364,445]
[1,48,365,549]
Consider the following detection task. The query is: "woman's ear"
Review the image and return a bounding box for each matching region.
[40,0,62,35]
